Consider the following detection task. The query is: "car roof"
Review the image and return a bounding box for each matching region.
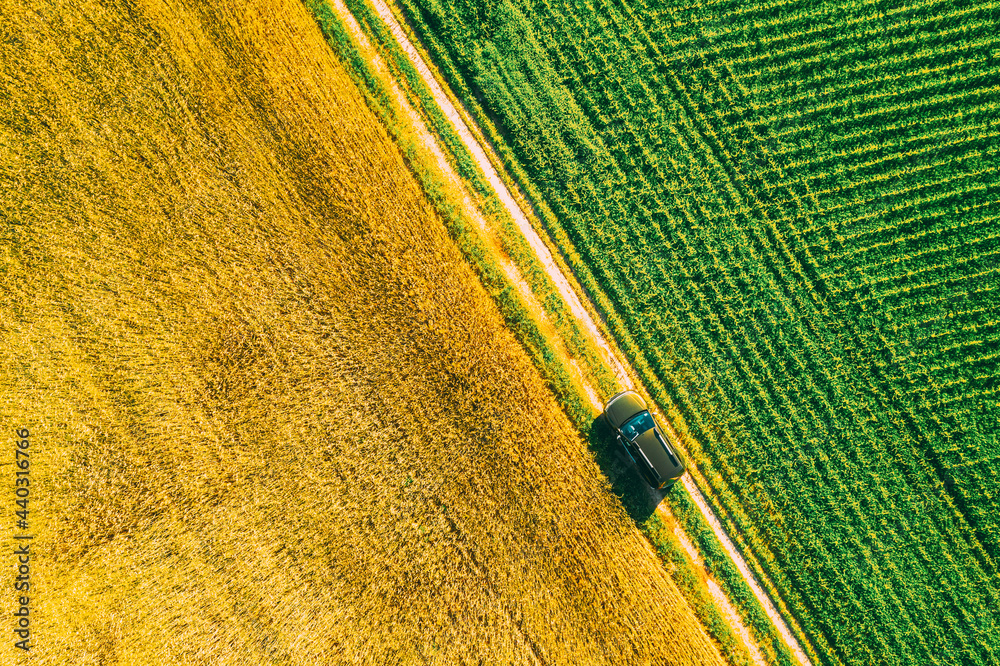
[634,427,684,480]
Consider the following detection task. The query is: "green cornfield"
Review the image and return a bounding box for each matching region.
[391,0,1000,663]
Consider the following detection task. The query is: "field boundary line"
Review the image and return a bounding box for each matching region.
[349,1,814,664]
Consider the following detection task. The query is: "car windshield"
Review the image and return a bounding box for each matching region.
[621,411,654,440]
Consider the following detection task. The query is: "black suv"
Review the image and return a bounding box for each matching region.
[603,390,685,489]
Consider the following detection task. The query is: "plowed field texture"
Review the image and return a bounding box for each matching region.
[394,0,1000,664]
[0,0,728,664]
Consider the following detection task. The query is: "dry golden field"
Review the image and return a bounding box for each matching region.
[0,0,726,663]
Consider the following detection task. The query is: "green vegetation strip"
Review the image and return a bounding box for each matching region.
[385,0,1000,663]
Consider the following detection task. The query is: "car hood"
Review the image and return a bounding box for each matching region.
[605,392,647,428]
[634,428,684,480]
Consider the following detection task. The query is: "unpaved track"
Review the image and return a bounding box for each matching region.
[347,2,814,665]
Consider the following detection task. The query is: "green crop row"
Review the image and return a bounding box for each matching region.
[392,0,1000,663]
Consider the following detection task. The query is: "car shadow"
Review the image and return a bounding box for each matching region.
[586,414,674,526]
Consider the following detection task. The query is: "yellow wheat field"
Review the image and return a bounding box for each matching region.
[0,0,725,663]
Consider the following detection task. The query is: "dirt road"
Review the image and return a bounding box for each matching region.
[333,2,814,664]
